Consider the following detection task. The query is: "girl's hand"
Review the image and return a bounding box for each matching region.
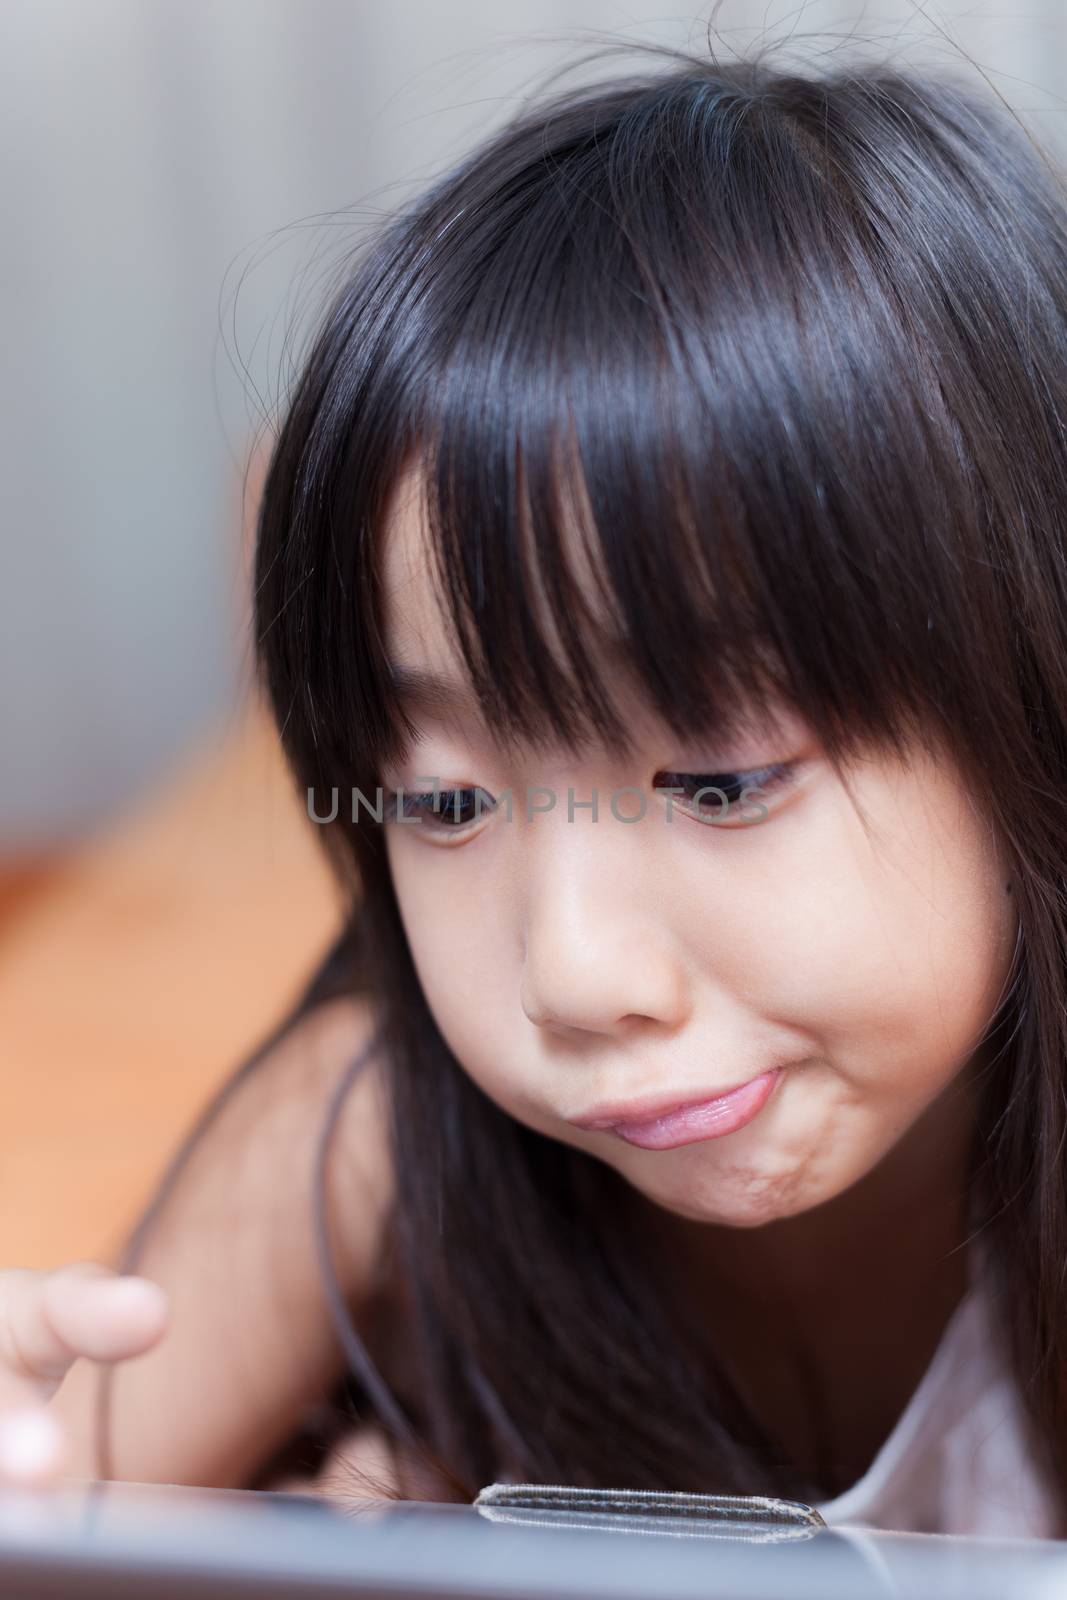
[0,1262,168,1486]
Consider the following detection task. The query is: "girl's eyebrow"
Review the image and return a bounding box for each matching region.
[387,634,634,724]
[388,626,638,711]
[386,659,796,746]
[386,663,479,719]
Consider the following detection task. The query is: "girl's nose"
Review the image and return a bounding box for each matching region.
[518,850,691,1039]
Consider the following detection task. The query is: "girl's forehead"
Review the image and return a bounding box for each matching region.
[378,460,813,758]
[380,458,621,695]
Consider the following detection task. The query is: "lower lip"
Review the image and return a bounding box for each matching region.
[604,1069,783,1150]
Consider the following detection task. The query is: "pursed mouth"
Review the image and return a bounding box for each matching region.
[573,1068,784,1151]
[569,1067,783,1132]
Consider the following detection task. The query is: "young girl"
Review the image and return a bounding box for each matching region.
[4,41,1067,1540]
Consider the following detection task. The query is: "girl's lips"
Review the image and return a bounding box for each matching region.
[594,1068,783,1150]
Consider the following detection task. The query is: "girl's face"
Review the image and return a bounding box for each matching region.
[378,472,1019,1228]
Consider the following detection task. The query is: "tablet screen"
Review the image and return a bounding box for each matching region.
[0,1481,1064,1600]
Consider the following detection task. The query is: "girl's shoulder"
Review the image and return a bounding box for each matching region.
[179,983,397,1302]
[53,986,397,1489]
[306,989,398,1301]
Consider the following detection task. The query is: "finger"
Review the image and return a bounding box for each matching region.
[0,1405,65,1486]
[41,1268,169,1368]
[0,1264,168,1388]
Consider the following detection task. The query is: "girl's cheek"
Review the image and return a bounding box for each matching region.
[702,764,1015,1092]
[386,836,513,1063]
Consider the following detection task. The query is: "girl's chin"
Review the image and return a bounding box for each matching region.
[651,1198,794,1229]
[628,1169,830,1230]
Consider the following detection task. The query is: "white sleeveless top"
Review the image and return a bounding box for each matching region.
[815,1268,1059,1537]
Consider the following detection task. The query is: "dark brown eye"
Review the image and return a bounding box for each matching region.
[654,764,796,825]
[386,786,494,830]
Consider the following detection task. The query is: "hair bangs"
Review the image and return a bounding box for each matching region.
[362,68,962,783]
[400,419,792,767]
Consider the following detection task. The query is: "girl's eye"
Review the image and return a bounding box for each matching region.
[384,786,493,836]
[653,763,797,825]
[383,765,798,839]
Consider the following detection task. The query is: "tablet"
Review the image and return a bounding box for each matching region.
[0,1480,1064,1600]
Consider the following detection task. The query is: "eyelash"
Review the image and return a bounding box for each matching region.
[381,763,798,837]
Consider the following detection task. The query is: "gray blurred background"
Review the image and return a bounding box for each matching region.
[2,0,1066,851]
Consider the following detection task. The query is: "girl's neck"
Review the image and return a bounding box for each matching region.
[636,1049,983,1316]
[623,1055,985,1497]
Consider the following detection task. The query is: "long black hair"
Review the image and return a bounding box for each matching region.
[112,39,1067,1522]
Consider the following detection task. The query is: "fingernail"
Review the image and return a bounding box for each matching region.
[110,1278,168,1317]
[0,1410,63,1479]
